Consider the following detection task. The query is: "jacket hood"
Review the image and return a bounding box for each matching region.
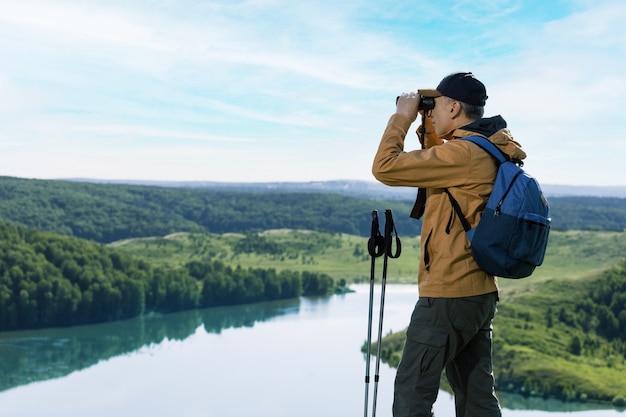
[453,115,527,161]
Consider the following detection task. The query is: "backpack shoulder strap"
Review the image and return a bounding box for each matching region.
[443,189,472,232]
[444,136,506,235]
[458,135,507,165]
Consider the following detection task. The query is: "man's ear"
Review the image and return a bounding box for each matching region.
[450,101,463,119]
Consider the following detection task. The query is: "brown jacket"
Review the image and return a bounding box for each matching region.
[372,113,526,298]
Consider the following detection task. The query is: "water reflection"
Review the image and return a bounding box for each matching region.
[201,298,301,334]
[498,390,621,413]
[0,298,302,393]
[0,290,621,415]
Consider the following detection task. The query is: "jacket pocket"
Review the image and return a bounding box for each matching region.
[423,229,433,271]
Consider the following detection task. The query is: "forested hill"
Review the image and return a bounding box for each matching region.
[0,176,416,242]
[1,176,625,244]
[0,221,339,331]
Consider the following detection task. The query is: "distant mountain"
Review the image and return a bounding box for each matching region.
[540,184,626,198]
[66,178,626,199]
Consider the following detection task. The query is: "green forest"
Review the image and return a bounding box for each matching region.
[0,221,340,331]
[1,176,626,406]
[1,176,626,245]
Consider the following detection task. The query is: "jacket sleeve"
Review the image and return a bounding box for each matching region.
[372,114,478,189]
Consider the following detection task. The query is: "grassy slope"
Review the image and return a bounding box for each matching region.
[493,278,626,403]
[111,229,626,286]
[110,230,423,283]
[492,232,626,403]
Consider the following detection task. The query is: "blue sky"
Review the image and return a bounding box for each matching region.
[0,0,624,186]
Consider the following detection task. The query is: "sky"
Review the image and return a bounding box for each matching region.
[0,0,624,186]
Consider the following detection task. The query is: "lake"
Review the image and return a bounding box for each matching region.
[0,284,621,417]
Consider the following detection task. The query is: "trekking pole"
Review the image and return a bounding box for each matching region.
[371,209,401,417]
[364,210,385,417]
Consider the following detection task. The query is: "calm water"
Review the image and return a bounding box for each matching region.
[0,285,621,417]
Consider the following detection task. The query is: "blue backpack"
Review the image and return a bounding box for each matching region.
[445,136,551,279]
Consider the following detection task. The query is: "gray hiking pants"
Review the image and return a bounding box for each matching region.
[392,292,501,417]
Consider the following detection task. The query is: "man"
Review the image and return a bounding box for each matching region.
[372,72,526,417]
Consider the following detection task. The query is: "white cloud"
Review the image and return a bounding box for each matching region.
[0,0,624,185]
[0,2,167,51]
[461,1,626,185]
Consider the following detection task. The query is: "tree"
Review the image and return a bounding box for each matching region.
[568,335,582,355]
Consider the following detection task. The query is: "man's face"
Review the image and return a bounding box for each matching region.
[429,96,454,137]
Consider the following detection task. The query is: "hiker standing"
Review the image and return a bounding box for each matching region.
[372,72,526,417]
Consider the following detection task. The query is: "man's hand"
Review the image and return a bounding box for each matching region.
[396,92,420,123]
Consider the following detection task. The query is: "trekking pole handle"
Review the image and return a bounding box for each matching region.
[368,210,385,258]
[384,209,401,259]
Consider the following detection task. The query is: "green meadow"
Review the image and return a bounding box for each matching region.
[110,229,626,286]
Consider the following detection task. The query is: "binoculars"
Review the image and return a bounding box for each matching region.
[395,95,435,112]
[418,96,435,112]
